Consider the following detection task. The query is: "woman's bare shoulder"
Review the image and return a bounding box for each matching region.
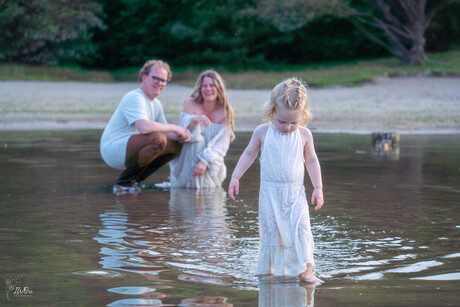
[182,98,200,113]
[212,104,226,123]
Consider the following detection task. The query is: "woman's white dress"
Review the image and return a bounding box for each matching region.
[257,124,315,277]
[169,112,231,189]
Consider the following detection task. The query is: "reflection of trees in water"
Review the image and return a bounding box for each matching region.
[94,188,234,305]
[322,137,424,232]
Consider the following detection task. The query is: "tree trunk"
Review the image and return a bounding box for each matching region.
[408,20,426,65]
[406,0,427,65]
[349,0,452,66]
[377,0,428,66]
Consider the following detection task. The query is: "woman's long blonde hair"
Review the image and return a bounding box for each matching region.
[191,69,235,139]
[263,77,312,125]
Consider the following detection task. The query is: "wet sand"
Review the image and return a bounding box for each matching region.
[1,77,459,133]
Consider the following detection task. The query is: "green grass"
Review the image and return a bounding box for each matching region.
[1,50,459,88]
[0,64,114,82]
[210,50,460,89]
[1,109,113,115]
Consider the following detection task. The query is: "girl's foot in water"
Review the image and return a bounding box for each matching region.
[299,270,323,284]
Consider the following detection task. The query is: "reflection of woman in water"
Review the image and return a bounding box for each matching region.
[170,70,235,188]
[94,188,233,305]
[168,188,230,261]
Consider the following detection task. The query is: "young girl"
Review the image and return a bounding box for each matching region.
[228,77,324,283]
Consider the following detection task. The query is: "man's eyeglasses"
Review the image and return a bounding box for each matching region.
[151,76,168,84]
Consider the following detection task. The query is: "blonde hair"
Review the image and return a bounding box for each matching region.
[138,59,172,82]
[263,77,312,125]
[191,69,235,139]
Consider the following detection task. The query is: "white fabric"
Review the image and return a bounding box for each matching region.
[257,124,315,277]
[100,88,167,169]
[258,281,315,307]
[169,112,231,188]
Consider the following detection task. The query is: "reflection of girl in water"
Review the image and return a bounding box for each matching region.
[259,281,315,307]
[229,78,324,283]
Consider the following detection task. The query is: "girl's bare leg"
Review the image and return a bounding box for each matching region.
[299,263,323,283]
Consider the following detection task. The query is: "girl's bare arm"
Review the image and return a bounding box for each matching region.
[228,124,266,200]
[302,128,324,210]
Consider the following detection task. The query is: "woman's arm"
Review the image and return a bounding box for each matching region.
[182,98,211,130]
[195,126,231,176]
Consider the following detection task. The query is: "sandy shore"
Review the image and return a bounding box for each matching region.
[1,76,459,133]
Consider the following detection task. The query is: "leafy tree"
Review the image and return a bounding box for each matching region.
[242,0,345,31]
[90,0,267,68]
[425,2,460,52]
[89,0,195,68]
[0,0,104,64]
[163,0,256,66]
[347,0,458,65]
[241,0,458,66]
[287,15,387,63]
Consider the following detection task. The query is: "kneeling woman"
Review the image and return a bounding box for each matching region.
[170,70,235,189]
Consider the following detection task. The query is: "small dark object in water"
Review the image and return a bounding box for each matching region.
[371,132,399,151]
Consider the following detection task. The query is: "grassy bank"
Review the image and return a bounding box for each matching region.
[0,64,115,82]
[173,50,460,89]
[1,50,459,89]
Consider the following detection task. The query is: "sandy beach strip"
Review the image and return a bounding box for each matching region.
[0,77,459,134]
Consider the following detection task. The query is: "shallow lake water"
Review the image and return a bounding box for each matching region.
[0,130,459,306]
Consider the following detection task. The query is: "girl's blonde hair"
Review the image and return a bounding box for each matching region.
[191,69,235,139]
[263,77,312,125]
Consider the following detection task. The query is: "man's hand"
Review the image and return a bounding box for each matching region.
[174,126,191,142]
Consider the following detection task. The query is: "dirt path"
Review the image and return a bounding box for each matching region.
[1,77,459,133]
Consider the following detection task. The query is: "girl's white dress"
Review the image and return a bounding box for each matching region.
[169,112,231,189]
[258,124,315,277]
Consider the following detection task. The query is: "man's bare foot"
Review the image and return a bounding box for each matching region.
[299,271,323,284]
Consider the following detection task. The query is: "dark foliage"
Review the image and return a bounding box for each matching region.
[2,0,458,68]
[0,0,104,64]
